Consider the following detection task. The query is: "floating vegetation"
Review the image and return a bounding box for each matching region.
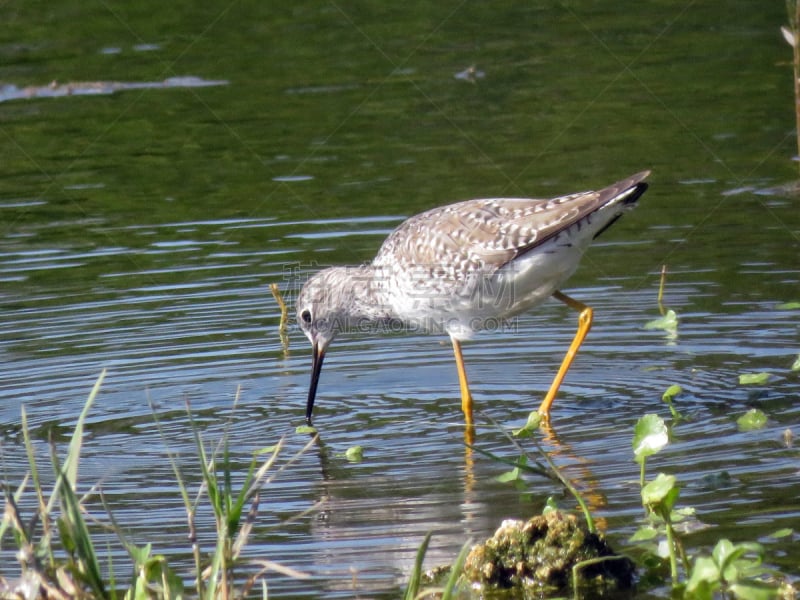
[344,445,364,462]
[644,309,678,333]
[627,407,794,599]
[738,372,772,385]
[737,408,768,431]
[776,301,800,310]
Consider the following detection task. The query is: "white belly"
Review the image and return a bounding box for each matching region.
[384,237,586,340]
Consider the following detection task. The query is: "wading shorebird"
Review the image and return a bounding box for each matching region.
[297,171,650,426]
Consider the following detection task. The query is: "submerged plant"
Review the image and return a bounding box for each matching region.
[662,384,685,421]
[270,282,290,354]
[644,265,679,337]
[483,411,595,533]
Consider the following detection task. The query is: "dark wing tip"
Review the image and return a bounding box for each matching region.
[614,170,651,206]
[624,181,649,206]
[590,171,651,240]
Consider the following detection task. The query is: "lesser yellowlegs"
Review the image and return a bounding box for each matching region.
[297,171,650,425]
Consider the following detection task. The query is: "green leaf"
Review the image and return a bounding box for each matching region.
[687,556,721,594]
[642,473,678,508]
[46,370,106,515]
[542,496,559,515]
[714,540,765,583]
[671,505,698,524]
[138,555,183,600]
[662,485,681,514]
[629,525,659,542]
[728,579,781,600]
[513,411,542,437]
[712,539,741,570]
[776,301,800,310]
[442,540,472,600]
[58,468,107,598]
[295,425,317,434]
[345,445,364,462]
[128,542,152,565]
[497,455,527,483]
[767,528,793,538]
[687,578,717,600]
[644,309,678,332]
[737,409,767,431]
[729,581,781,600]
[738,372,771,385]
[662,384,683,403]
[792,354,800,372]
[633,414,669,463]
[496,467,520,483]
[404,532,432,600]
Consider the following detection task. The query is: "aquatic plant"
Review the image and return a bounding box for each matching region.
[630,402,793,599]
[644,265,679,336]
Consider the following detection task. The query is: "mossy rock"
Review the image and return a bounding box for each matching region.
[463,511,634,593]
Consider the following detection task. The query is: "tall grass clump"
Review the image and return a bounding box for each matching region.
[0,371,312,599]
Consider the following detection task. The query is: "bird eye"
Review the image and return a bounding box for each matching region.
[300,309,312,324]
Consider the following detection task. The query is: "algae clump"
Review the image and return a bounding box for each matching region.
[463,511,634,593]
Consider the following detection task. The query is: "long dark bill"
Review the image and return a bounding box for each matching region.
[306,342,326,425]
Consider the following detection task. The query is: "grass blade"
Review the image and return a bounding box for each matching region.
[404,531,433,600]
[441,541,471,600]
[52,454,108,599]
[46,369,106,514]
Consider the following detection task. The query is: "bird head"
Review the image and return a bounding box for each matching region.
[296,267,354,424]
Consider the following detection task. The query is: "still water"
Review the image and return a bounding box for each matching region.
[1,1,799,597]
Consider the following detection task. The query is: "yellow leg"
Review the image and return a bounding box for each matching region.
[537,290,594,417]
[451,338,474,426]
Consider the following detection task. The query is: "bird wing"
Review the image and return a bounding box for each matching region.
[373,171,649,284]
